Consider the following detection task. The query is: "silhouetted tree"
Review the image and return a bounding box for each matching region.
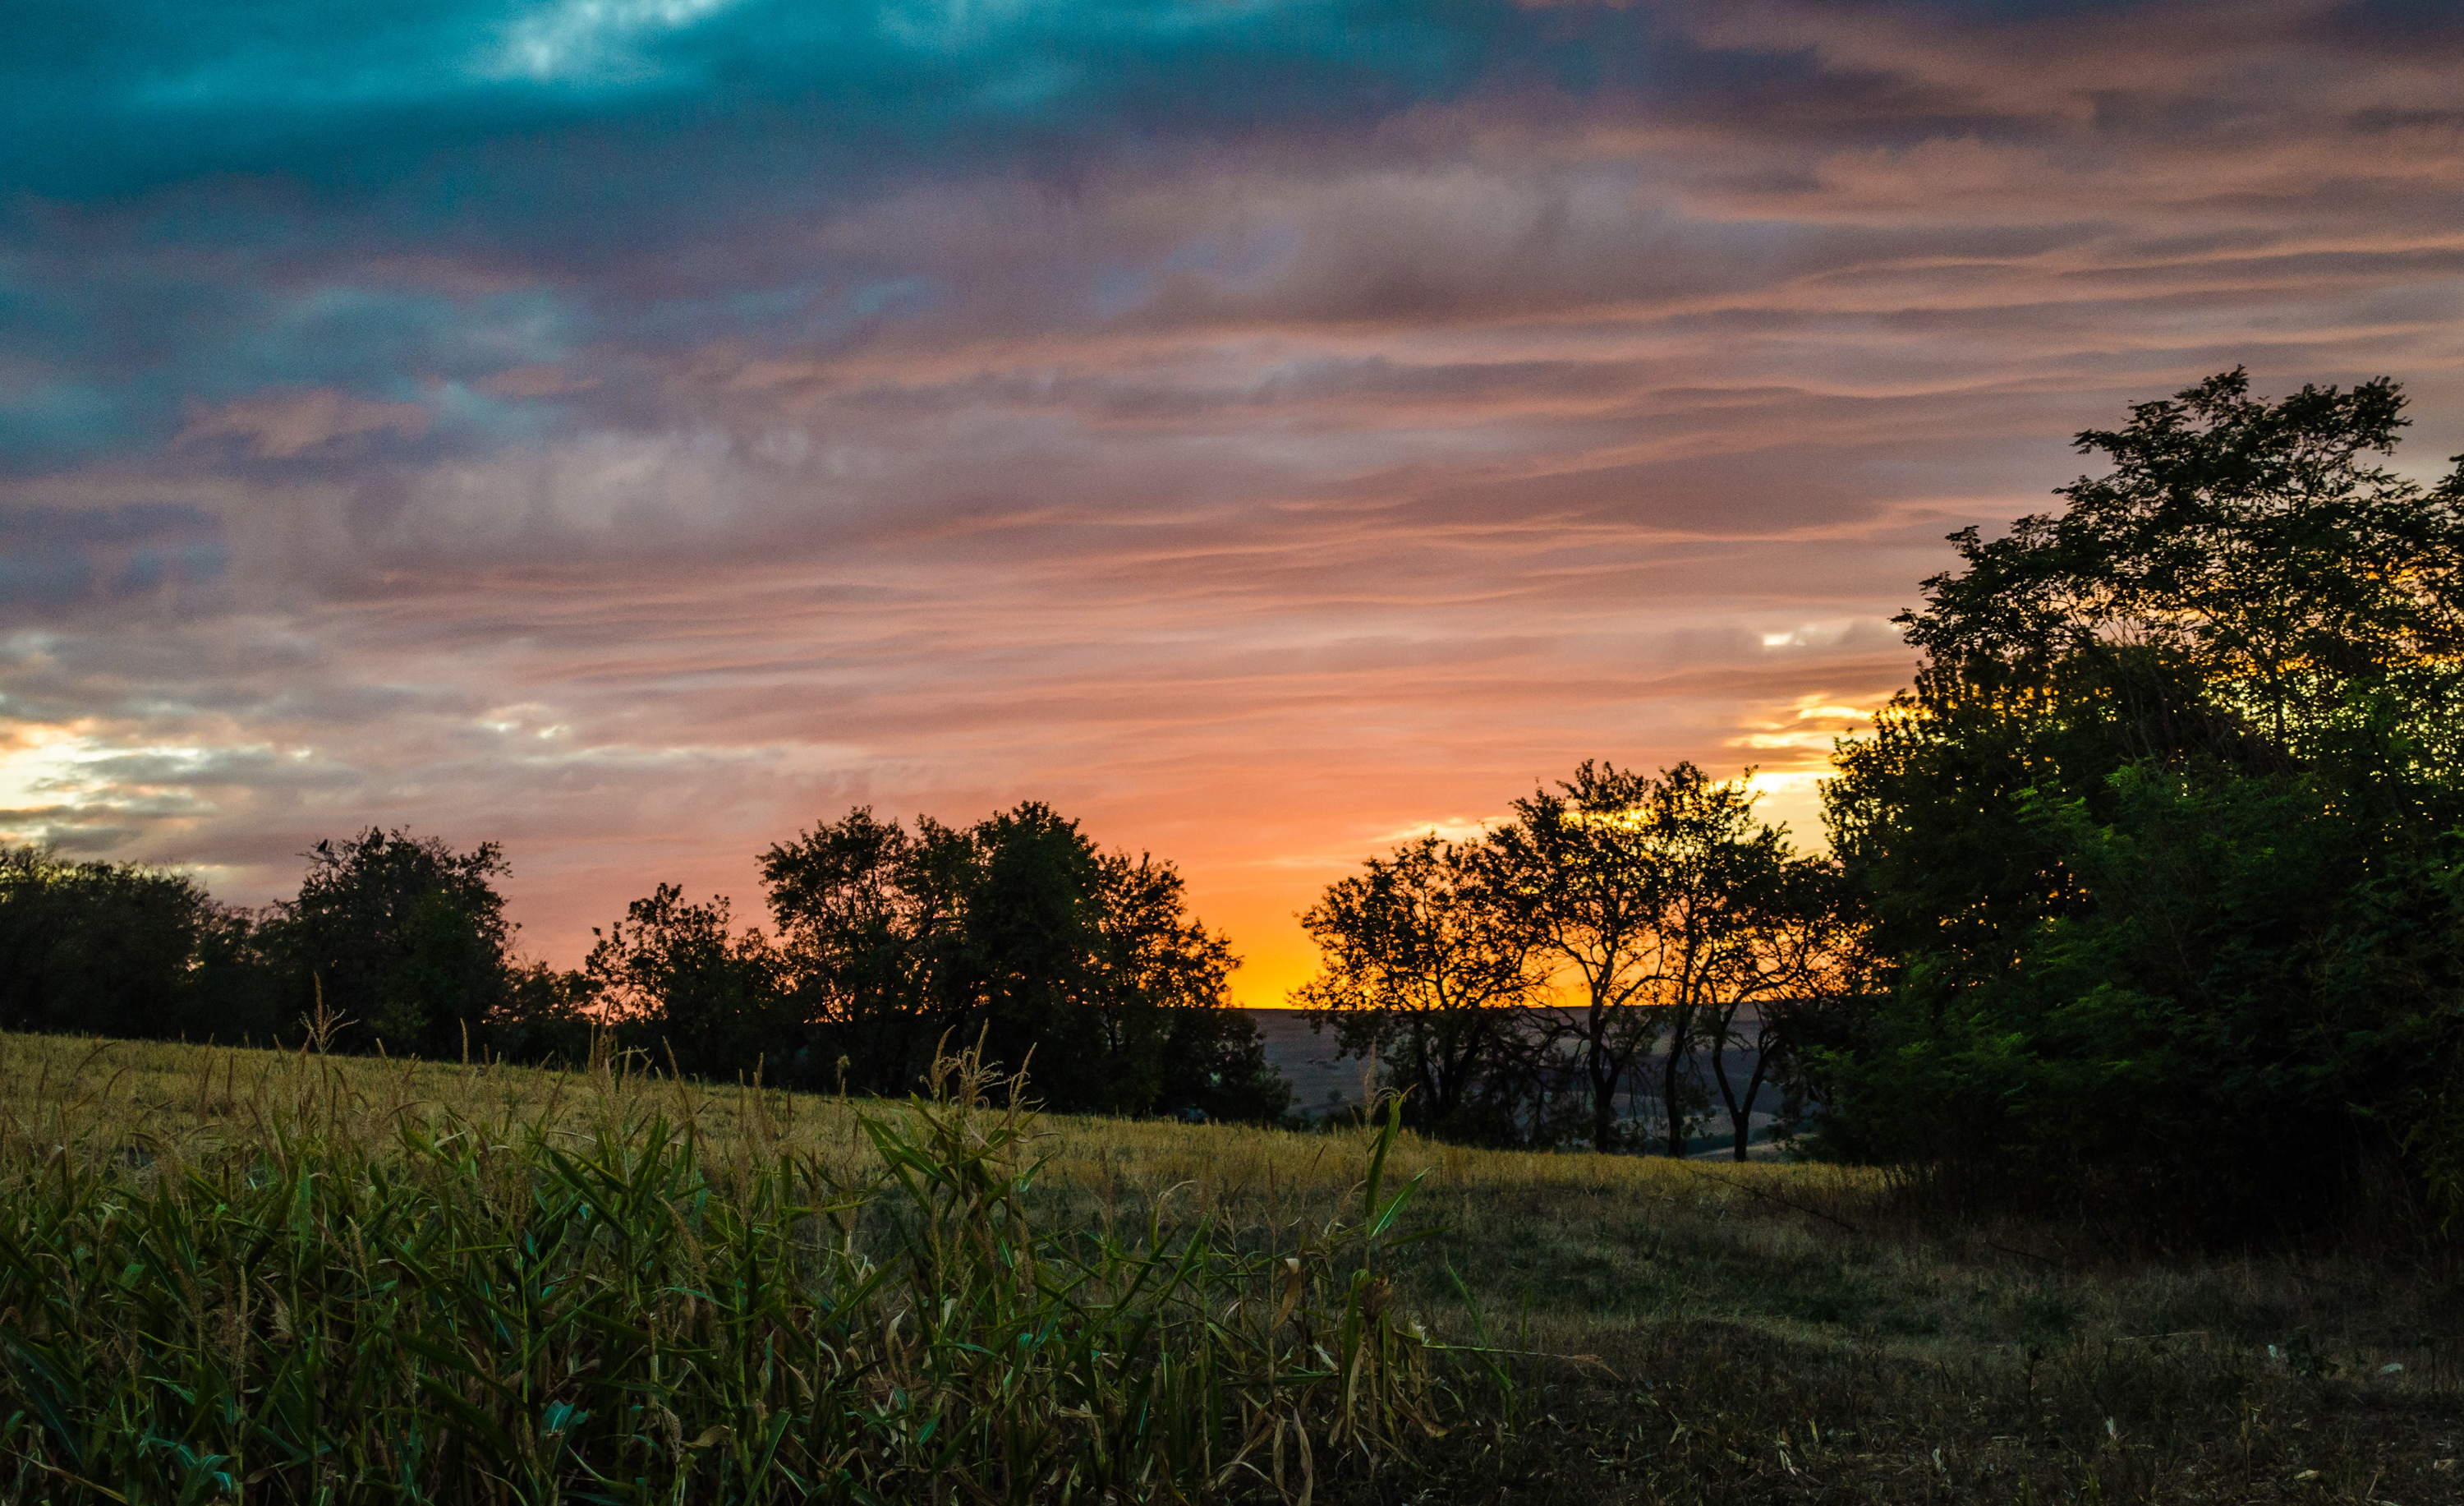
[1819,369,2464,1232]
[1302,766,1837,1155]
[482,960,595,1066]
[761,803,1285,1119]
[1295,834,1542,1141]
[0,845,260,1041]
[259,829,515,1057]
[1483,762,1688,1154]
[585,885,789,1081]
[1694,853,1860,1161]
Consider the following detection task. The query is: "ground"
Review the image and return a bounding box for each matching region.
[0,1030,2455,1504]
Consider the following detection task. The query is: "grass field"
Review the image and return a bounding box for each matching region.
[0,1031,2457,1504]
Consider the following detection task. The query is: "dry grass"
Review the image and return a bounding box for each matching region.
[0,1032,1469,1504]
[2,1031,2459,1504]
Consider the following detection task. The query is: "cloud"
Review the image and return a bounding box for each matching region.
[0,504,229,611]
[2,0,2461,999]
[177,389,433,459]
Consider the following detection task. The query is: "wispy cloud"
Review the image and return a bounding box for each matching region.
[3,0,2460,999]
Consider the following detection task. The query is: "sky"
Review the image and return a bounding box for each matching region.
[3,0,2462,1005]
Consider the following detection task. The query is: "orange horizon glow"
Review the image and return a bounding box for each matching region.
[4,1,2460,1009]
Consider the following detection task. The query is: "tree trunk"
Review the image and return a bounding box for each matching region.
[1579,1001,1620,1153]
[1708,1025,1745,1159]
[1591,1062,1618,1154]
[1661,1003,1692,1158]
[1733,1045,1772,1162]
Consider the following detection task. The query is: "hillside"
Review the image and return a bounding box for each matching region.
[1248,1006,1791,1154]
[0,1030,2455,1503]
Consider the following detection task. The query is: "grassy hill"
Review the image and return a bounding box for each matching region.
[0,1031,2455,1503]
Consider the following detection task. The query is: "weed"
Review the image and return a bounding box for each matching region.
[0,1036,1486,1503]
[0,1032,2458,1503]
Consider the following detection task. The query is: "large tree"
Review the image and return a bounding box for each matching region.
[1819,370,2464,1231]
[260,829,516,1057]
[761,802,1285,1119]
[1294,834,1543,1141]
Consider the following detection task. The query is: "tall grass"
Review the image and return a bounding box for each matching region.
[5,1033,2457,1503]
[0,1039,1478,1504]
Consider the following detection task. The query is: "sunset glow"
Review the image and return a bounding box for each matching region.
[4,0,2460,1004]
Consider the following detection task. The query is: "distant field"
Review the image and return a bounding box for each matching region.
[0,1031,2456,1503]
[1245,1007,1372,1117]
[1248,1006,1789,1152]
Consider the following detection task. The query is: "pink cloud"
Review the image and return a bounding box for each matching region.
[11,0,2464,1005]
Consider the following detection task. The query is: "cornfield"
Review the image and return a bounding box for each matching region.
[6,1031,2450,1504]
[0,1039,1486,1504]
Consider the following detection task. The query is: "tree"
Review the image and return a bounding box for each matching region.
[1904,368,2464,762]
[1620,766,1808,1159]
[1305,767,1833,1155]
[1486,763,1840,1158]
[759,806,963,1094]
[956,803,1127,1112]
[1483,762,1666,1152]
[1294,834,1542,1140]
[1696,854,1859,1161]
[584,885,788,1082]
[483,960,595,1066]
[0,845,261,1041]
[761,802,1281,1118]
[1818,370,2464,1231]
[260,829,515,1057]
[1089,841,1283,1120]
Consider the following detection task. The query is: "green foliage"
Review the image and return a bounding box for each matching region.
[1902,368,2464,757]
[1824,760,2464,1226]
[759,802,1286,1121]
[1818,369,2464,1232]
[0,845,261,1043]
[0,1047,1467,1504]
[258,829,517,1058]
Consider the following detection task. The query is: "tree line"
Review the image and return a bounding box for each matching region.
[9,367,2462,1236]
[0,803,1291,1123]
[1295,369,2464,1236]
[1292,762,1858,1158]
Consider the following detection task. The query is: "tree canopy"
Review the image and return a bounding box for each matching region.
[1295,762,1843,1157]
[1818,369,2464,1233]
[258,829,517,1058]
[0,848,251,1042]
[757,802,1281,1120]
